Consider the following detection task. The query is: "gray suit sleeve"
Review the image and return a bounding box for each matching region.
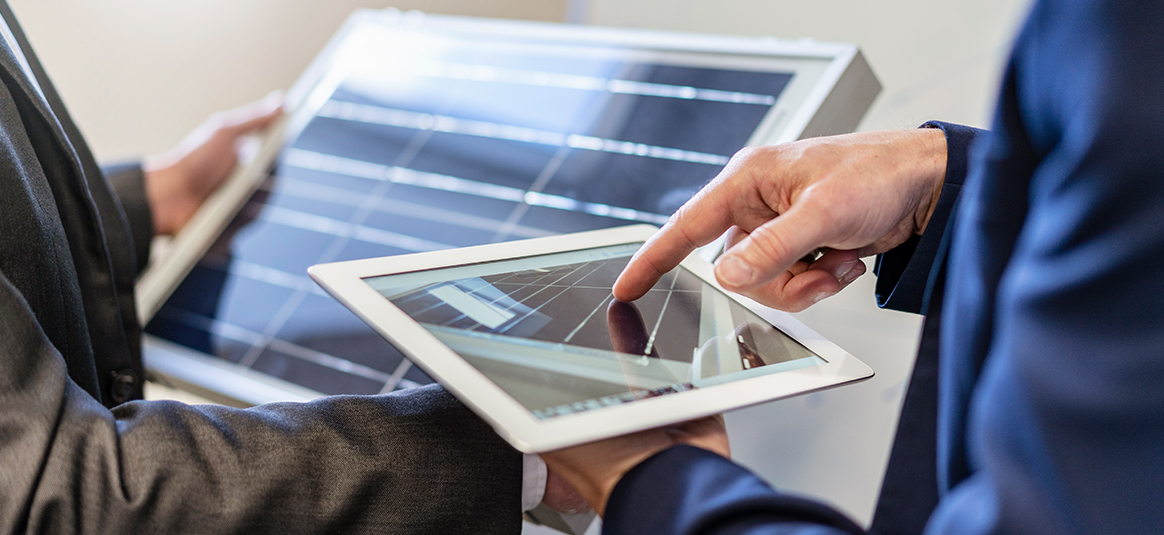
[102,162,153,274]
[1,272,522,534]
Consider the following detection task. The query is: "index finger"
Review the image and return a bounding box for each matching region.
[613,189,736,301]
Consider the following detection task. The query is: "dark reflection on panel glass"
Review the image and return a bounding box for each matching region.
[591,95,771,156]
[332,240,410,263]
[252,349,384,396]
[542,149,717,215]
[624,63,792,97]
[228,220,334,276]
[404,362,435,385]
[264,190,360,221]
[330,84,456,121]
[515,205,630,234]
[381,184,518,221]
[147,37,795,399]
[408,134,558,191]
[274,292,405,375]
[276,164,379,194]
[291,116,411,166]
[361,210,493,248]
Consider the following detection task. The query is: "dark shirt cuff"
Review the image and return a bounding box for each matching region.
[604,445,863,535]
[102,162,153,274]
[873,122,983,314]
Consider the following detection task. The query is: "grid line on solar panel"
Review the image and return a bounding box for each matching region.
[284,148,670,225]
[210,254,320,293]
[392,257,702,360]
[490,145,571,242]
[378,359,418,393]
[265,338,396,384]
[230,116,443,376]
[245,203,453,252]
[318,101,732,166]
[155,305,399,387]
[264,177,553,240]
[643,269,680,355]
[156,307,265,348]
[427,263,596,330]
[411,61,779,105]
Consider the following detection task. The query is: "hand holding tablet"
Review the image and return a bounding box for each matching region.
[309,225,872,452]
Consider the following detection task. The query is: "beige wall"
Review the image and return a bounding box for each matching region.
[7,0,568,161]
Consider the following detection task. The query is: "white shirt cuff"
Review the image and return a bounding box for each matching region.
[521,453,547,511]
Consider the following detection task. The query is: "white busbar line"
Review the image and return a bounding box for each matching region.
[317,100,731,166]
[282,149,670,225]
[413,61,778,106]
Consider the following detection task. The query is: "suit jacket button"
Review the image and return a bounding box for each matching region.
[110,370,137,404]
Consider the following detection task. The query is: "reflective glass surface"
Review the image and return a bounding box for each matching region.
[366,244,823,418]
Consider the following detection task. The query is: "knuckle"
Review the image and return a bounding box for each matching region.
[744,224,793,266]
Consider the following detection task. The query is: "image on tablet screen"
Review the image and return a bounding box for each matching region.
[364,244,824,418]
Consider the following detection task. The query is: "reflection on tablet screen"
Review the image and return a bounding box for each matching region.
[364,244,825,419]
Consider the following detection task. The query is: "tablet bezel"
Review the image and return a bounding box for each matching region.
[309,224,873,452]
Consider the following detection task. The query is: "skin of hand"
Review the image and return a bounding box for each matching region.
[613,128,948,312]
[143,92,283,235]
[541,415,729,517]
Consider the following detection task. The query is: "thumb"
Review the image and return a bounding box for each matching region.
[713,203,829,291]
[219,91,284,136]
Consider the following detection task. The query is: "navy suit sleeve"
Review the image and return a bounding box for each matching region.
[927,0,1164,532]
[873,122,982,314]
[604,446,864,535]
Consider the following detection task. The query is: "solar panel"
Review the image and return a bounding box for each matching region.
[137,10,879,405]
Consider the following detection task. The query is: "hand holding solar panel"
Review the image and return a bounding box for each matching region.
[613,128,949,312]
[144,94,283,235]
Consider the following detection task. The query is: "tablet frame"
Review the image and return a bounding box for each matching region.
[135,8,880,407]
[308,224,873,452]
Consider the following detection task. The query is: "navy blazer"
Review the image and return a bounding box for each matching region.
[604,0,1164,533]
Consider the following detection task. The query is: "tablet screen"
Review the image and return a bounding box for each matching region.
[364,244,825,419]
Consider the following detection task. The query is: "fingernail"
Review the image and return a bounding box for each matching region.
[715,255,754,287]
[833,260,858,280]
[840,261,864,285]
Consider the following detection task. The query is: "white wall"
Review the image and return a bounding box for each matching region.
[7,0,568,161]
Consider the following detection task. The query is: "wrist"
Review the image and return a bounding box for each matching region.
[912,127,948,234]
[142,161,194,236]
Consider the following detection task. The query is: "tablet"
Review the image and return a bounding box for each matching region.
[309,224,872,452]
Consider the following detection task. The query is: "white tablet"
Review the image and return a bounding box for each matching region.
[309,224,872,452]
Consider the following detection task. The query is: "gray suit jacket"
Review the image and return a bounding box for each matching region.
[0,4,520,533]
